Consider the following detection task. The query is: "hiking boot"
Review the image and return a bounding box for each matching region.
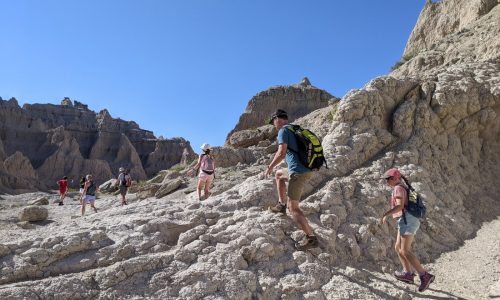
[295,235,319,251]
[394,270,415,283]
[58,202,64,206]
[418,272,435,292]
[270,202,286,214]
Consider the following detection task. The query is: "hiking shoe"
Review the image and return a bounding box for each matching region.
[295,235,319,251]
[418,272,435,292]
[394,270,415,283]
[270,202,286,214]
[58,202,64,206]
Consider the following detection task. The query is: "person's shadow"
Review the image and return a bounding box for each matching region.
[334,269,467,300]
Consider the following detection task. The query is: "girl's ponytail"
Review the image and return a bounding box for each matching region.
[401,175,414,191]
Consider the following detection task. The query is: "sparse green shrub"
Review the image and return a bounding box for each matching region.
[390,51,417,71]
[170,165,185,173]
[133,180,149,189]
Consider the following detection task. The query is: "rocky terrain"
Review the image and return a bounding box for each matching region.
[225,77,338,147]
[0,98,196,193]
[0,0,499,299]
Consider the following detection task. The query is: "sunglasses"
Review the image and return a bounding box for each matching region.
[385,176,394,181]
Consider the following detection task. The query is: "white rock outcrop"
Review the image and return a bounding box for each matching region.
[18,206,48,222]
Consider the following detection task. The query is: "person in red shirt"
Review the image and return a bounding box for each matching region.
[57,176,68,206]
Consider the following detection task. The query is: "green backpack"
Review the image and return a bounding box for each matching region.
[285,124,328,170]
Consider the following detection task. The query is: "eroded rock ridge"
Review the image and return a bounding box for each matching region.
[0,98,196,192]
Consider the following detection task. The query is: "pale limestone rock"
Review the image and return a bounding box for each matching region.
[4,151,37,179]
[403,0,498,60]
[210,146,257,168]
[18,206,48,222]
[29,197,49,206]
[155,178,183,198]
[99,178,118,193]
[227,125,276,148]
[393,1,500,78]
[136,183,161,199]
[226,78,338,144]
[489,280,500,298]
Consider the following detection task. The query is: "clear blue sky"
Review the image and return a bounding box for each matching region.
[0,0,424,154]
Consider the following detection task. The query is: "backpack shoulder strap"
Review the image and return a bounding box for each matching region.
[282,124,301,153]
[284,124,301,132]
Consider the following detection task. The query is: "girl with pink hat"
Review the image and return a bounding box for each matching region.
[381,168,435,292]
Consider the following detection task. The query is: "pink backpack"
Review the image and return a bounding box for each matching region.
[200,154,214,172]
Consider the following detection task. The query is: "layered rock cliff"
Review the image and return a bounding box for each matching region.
[0,98,196,193]
[226,77,338,146]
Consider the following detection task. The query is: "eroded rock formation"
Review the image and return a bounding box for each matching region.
[0,98,196,192]
[226,77,339,146]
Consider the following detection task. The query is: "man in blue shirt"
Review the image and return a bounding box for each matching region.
[264,109,318,250]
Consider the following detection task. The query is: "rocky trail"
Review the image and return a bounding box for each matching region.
[0,190,498,299]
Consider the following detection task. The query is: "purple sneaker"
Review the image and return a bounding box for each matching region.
[394,271,415,283]
[418,272,435,292]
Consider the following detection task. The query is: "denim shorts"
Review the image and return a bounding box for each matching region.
[397,212,420,235]
[83,195,96,203]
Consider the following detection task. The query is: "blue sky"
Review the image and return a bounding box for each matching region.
[0,1,424,154]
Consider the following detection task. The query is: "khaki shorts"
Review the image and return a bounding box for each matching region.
[281,168,312,201]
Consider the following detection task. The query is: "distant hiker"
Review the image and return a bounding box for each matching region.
[56,176,68,206]
[79,176,86,204]
[264,109,318,250]
[117,167,132,205]
[189,143,215,201]
[381,168,435,292]
[181,147,190,166]
[81,174,98,216]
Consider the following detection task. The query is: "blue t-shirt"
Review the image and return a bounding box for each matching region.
[278,126,311,174]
